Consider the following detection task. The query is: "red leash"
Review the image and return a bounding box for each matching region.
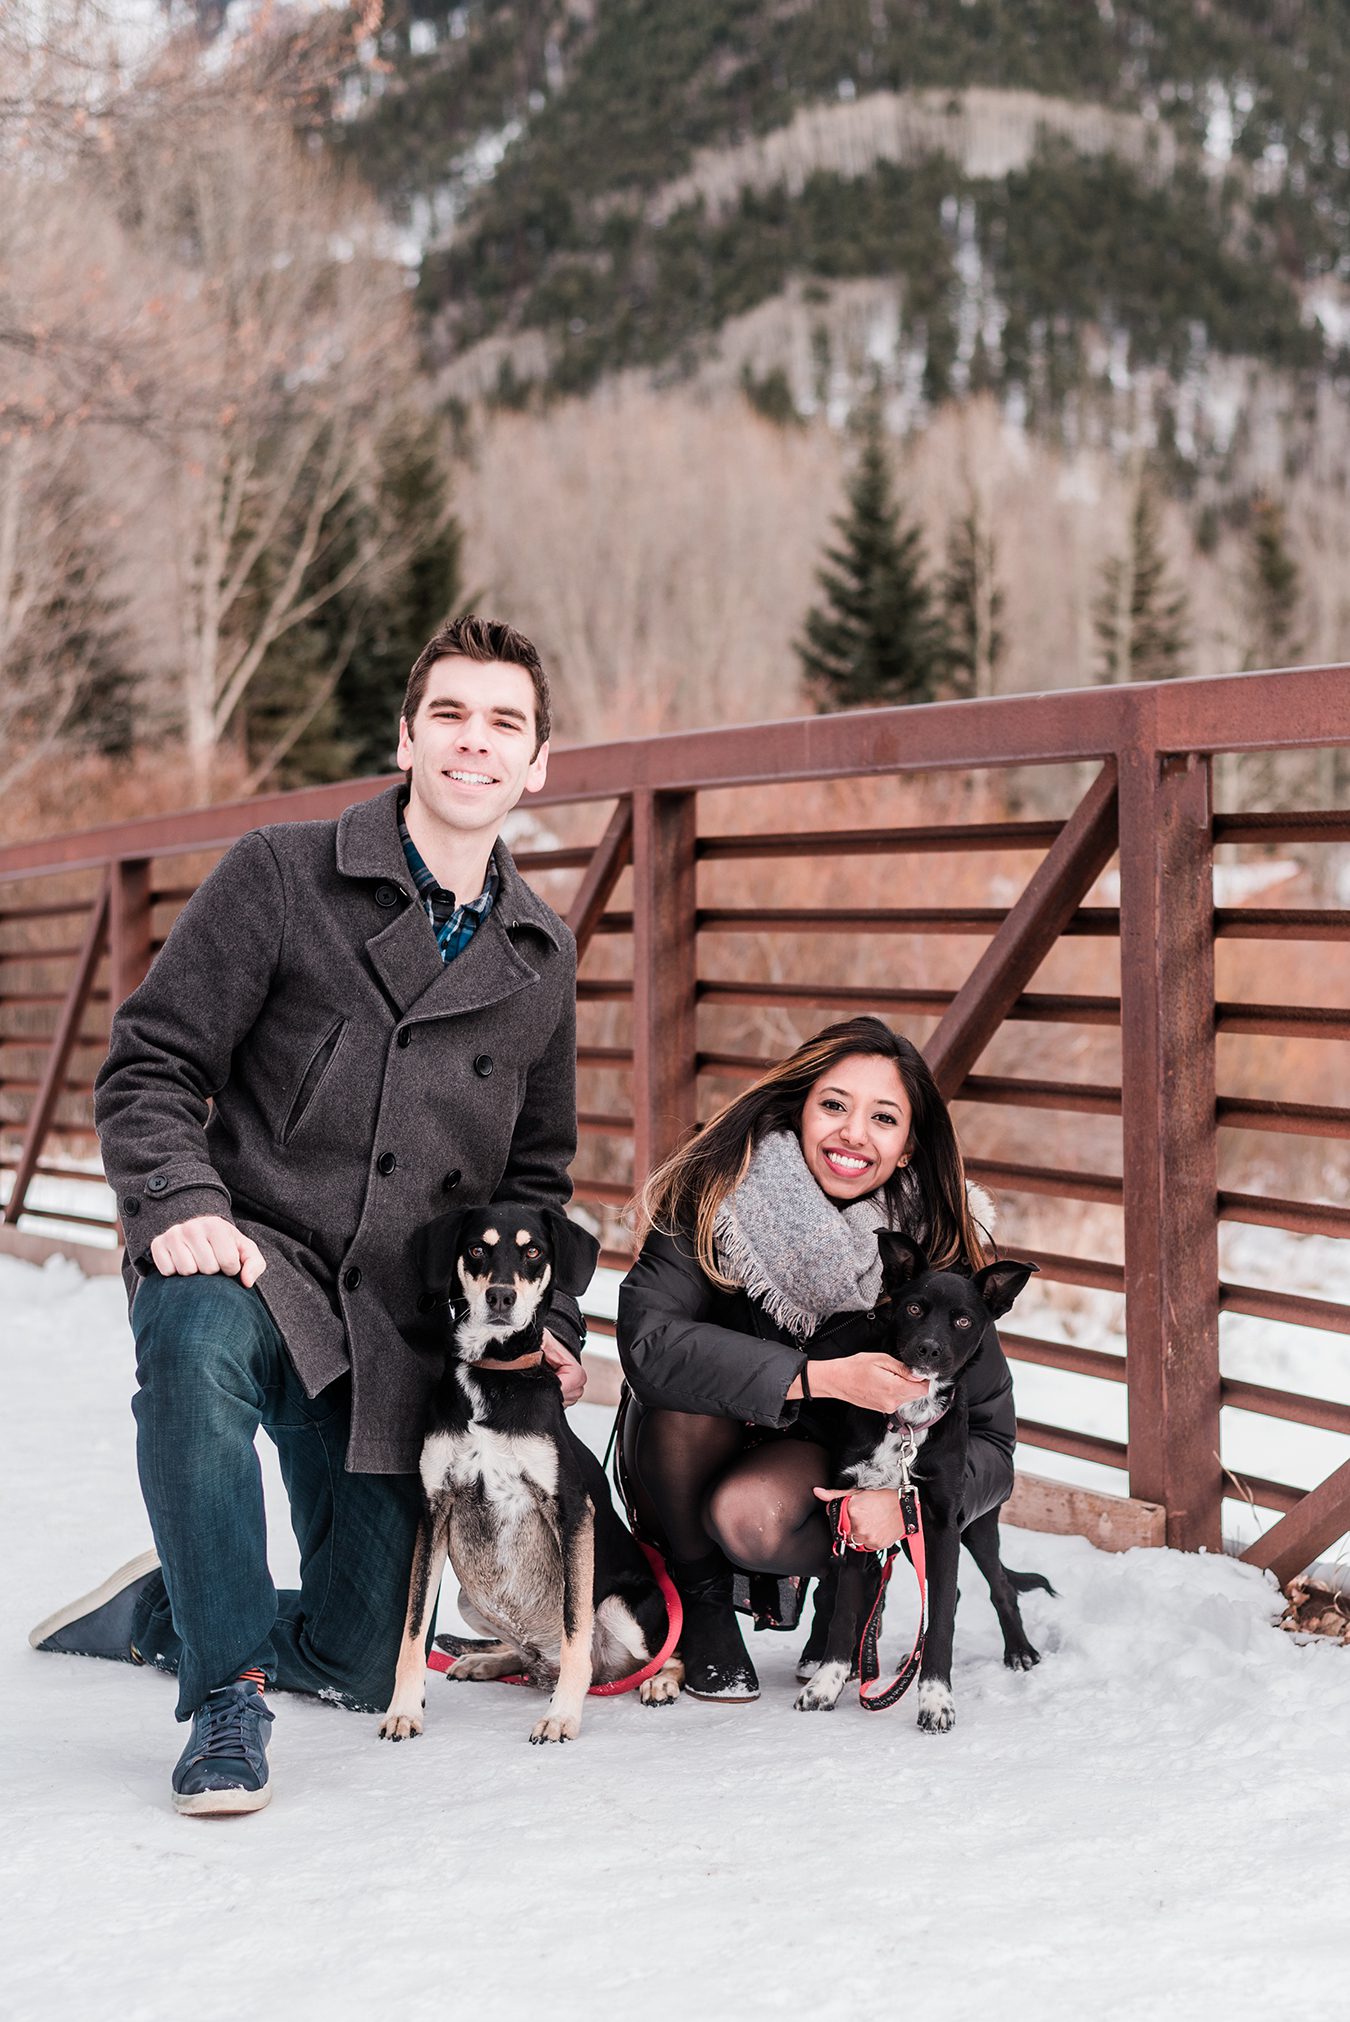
[829,1481,928,1711]
[426,1541,683,1699]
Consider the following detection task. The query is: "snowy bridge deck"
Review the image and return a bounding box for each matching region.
[4,1255,1347,2022]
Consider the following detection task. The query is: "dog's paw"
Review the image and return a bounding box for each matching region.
[447,1648,520,1682]
[529,1713,580,1744]
[1004,1642,1040,1671]
[916,1679,955,1733]
[639,1666,682,1706]
[378,1705,424,1741]
[794,1658,849,1711]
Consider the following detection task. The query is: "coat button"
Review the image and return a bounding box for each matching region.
[416,1293,439,1316]
[442,1169,462,1193]
[473,1053,493,1077]
[374,883,402,909]
[122,1198,141,1217]
[396,1028,412,1048]
[377,1152,397,1176]
[147,1174,168,1194]
[343,1266,362,1292]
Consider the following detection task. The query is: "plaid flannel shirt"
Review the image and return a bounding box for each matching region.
[398,806,499,964]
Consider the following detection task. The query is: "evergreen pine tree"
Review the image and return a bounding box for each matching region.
[796,403,943,711]
[940,504,1004,699]
[1093,473,1190,683]
[1242,495,1303,669]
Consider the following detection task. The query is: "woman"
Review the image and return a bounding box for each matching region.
[616,1016,1017,1702]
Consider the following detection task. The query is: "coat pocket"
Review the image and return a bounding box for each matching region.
[280,1018,347,1146]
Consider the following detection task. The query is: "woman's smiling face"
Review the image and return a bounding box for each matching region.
[799,1053,913,1201]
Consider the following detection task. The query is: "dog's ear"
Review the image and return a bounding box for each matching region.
[877,1229,929,1286]
[543,1211,601,1296]
[413,1208,469,1294]
[972,1258,1038,1319]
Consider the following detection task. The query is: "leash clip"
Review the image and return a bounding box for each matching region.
[894,1425,918,1495]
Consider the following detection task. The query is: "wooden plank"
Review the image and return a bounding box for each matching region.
[565,799,633,958]
[631,789,698,1184]
[925,762,1119,1099]
[1004,1472,1166,1551]
[0,1223,123,1274]
[1239,1457,1350,1587]
[1118,747,1222,1551]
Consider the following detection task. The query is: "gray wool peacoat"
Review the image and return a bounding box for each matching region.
[94,783,583,1474]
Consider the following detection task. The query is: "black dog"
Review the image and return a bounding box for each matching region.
[380,1203,682,1746]
[795,1230,1053,1731]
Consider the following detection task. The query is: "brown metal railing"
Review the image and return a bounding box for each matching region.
[2,666,1348,1585]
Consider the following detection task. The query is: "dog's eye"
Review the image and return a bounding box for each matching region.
[954,1315,972,1329]
[467,1244,484,1261]
[906,1302,923,1318]
[524,1244,541,1260]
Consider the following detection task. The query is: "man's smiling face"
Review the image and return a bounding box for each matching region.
[398,655,549,839]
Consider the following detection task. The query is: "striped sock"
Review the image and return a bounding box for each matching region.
[236,1668,267,1691]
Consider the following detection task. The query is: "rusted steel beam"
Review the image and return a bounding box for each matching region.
[1222,1471,1301,1515]
[565,798,634,959]
[1153,664,1350,755]
[965,1157,1123,1205]
[1000,1247,1125,1294]
[591,912,634,935]
[4,876,110,1227]
[1216,1002,1350,1040]
[698,820,1065,860]
[571,1178,635,1209]
[1218,1190,1350,1240]
[109,858,154,1011]
[999,1332,1128,1382]
[1220,1378,1350,1438]
[1217,1095,1350,1138]
[5,1201,118,1232]
[1219,1281,1350,1335]
[1015,1419,1128,1470]
[1239,1457,1350,1586]
[577,979,632,1002]
[696,906,1120,936]
[1214,810,1350,844]
[577,1111,634,1135]
[511,847,594,872]
[632,789,698,1185]
[1118,745,1222,1552]
[576,1045,632,1069]
[956,1074,1122,1116]
[698,979,1122,1024]
[0,946,83,965]
[0,901,95,925]
[925,763,1119,1101]
[1214,907,1350,940]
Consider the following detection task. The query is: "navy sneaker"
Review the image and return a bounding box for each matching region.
[172,1677,274,1817]
[28,1549,160,1662]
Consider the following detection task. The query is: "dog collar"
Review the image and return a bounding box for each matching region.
[473,1349,546,1374]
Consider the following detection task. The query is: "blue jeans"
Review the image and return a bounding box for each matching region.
[129,1273,423,1720]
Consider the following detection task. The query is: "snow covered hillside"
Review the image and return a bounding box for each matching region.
[3,1252,1347,2022]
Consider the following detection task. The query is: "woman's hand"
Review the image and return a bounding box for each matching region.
[813,1485,909,1553]
[799,1352,931,1414]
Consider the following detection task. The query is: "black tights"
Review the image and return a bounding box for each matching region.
[622,1405,835,1579]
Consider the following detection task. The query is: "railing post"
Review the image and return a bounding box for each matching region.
[109,857,154,1010]
[1118,744,1222,1551]
[632,789,698,1186]
[4,873,110,1226]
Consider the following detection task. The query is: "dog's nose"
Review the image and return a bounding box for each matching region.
[485,1284,517,1317]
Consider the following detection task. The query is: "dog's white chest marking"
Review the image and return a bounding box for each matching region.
[845,1385,949,1491]
[420,1424,559,1528]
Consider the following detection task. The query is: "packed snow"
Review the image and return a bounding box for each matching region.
[3,1250,1348,2022]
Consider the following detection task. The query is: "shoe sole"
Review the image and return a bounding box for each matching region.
[173,1783,272,1818]
[28,1548,161,1650]
[682,1685,761,1703]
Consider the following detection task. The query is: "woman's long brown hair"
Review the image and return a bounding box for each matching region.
[636,1016,988,1282]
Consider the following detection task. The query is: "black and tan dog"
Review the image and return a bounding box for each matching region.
[380,1203,682,1746]
[795,1230,1053,1731]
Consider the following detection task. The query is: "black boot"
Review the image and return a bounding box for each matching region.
[671,1555,760,1703]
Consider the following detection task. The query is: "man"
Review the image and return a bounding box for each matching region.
[29,616,587,1815]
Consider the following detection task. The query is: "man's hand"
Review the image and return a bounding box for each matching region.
[542,1329,586,1408]
[813,1485,910,1553]
[149,1214,266,1288]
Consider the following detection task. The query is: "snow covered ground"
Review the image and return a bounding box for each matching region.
[3,1251,1348,2022]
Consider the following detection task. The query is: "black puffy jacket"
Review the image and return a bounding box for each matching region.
[616,1228,1018,1524]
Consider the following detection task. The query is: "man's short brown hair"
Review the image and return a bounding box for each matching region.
[402,616,551,753]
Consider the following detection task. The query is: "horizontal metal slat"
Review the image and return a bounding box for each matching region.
[1220,1379,1350,1438]
[696,981,1121,1024]
[966,1157,1123,1206]
[956,1074,1122,1116]
[1216,1001,1350,1040]
[999,1332,1128,1382]
[1015,1419,1128,1470]
[1005,1248,1126,1294]
[1214,907,1350,940]
[697,820,1065,861]
[1219,1281,1350,1336]
[1218,1190,1350,1239]
[1216,1096,1350,1139]
[1214,811,1350,845]
[695,906,1121,937]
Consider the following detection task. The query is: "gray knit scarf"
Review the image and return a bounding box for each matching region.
[712,1128,928,1339]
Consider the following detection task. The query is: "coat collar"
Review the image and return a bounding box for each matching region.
[335,784,563,1021]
